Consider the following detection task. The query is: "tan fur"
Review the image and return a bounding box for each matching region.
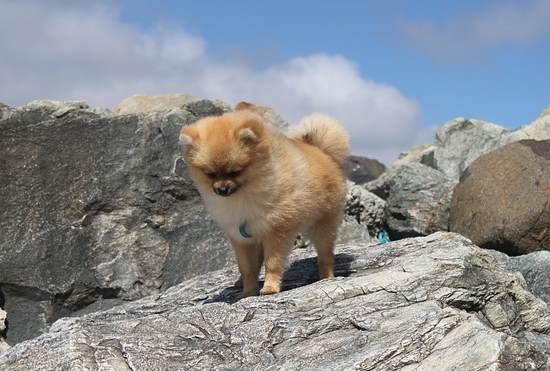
[288,114,350,166]
[180,110,349,297]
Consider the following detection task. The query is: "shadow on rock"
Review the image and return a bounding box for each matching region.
[206,253,355,304]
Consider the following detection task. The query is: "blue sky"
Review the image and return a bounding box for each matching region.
[119,0,550,128]
[1,0,549,162]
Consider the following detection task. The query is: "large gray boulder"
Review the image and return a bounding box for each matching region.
[0,100,234,344]
[1,233,549,370]
[450,140,550,255]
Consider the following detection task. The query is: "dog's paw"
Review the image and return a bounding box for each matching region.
[259,283,280,295]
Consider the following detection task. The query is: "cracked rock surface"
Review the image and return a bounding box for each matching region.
[1,233,549,370]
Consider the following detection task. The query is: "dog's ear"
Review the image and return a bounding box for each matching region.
[235,101,255,111]
[237,114,264,145]
[179,125,198,148]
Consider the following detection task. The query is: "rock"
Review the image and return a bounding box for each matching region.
[364,169,392,200]
[2,100,112,122]
[432,118,509,180]
[184,99,231,117]
[0,307,8,354]
[235,101,290,129]
[1,233,549,370]
[0,103,12,121]
[85,106,114,118]
[366,145,438,201]
[23,99,90,116]
[0,99,234,343]
[507,106,550,143]
[112,93,196,115]
[335,218,374,246]
[392,144,437,169]
[343,155,386,184]
[344,182,385,237]
[488,250,550,306]
[450,140,550,255]
[411,108,550,181]
[366,163,456,239]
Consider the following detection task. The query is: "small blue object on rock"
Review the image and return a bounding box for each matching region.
[377,231,390,244]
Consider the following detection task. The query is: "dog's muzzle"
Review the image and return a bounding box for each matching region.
[214,185,236,197]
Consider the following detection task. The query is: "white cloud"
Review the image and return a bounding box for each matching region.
[402,0,550,60]
[0,1,426,163]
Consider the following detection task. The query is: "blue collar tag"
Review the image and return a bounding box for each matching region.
[239,222,252,238]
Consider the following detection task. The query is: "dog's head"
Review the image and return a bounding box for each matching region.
[179,111,269,197]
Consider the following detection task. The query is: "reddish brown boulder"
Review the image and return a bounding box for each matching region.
[450,140,550,255]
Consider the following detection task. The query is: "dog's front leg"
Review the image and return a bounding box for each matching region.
[231,239,263,297]
[260,231,294,295]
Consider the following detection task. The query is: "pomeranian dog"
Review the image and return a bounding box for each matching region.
[179,104,349,297]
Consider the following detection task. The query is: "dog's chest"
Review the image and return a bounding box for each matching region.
[203,194,268,243]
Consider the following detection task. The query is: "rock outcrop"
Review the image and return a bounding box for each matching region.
[450,140,550,255]
[0,99,234,343]
[1,233,549,370]
[3,95,550,368]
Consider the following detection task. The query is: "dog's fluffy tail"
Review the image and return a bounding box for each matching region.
[289,114,350,166]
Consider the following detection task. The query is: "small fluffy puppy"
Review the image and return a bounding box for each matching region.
[179,107,349,297]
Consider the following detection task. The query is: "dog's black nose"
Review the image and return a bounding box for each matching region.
[214,186,233,196]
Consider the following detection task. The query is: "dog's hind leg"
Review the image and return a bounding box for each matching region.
[307,213,340,279]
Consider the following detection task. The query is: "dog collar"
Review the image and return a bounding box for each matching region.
[239,222,252,238]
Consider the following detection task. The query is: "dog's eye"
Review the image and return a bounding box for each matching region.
[227,170,242,177]
[205,172,216,179]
